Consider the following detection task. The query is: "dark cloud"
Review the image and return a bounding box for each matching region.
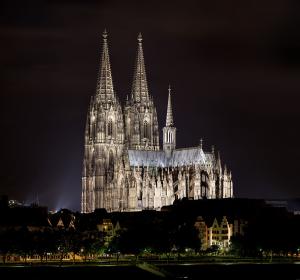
[1,0,300,211]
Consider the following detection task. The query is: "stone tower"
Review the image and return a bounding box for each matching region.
[124,33,160,150]
[81,30,125,213]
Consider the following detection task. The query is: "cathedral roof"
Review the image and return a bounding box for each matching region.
[128,147,213,167]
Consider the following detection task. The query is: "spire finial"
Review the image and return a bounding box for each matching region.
[138,32,142,43]
[211,145,215,154]
[200,138,203,149]
[168,84,171,95]
[102,29,108,40]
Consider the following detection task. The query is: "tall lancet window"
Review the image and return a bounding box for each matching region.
[108,150,114,182]
[144,121,149,139]
[108,119,113,137]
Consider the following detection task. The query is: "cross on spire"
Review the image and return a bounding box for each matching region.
[138,32,142,43]
[103,29,107,39]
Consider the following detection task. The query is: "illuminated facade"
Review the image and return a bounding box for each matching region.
[194,216,209,250]
[81,31,233,213]
[194,216,245,250]
[209,216,233,249]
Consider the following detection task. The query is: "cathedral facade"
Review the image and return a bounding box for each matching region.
[81,31,233,213]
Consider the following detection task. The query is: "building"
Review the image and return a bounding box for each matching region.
[208,216,233,249]
[194,215,246,250]
[194,216,209,250]
[97,218,120,246]
[81,31,233,213]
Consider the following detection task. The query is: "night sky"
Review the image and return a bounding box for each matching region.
[1,0,300,211]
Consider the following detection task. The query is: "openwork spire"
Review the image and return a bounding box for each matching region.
[96,29,114,101]
[131,32,149,103]
[166,85,174,126]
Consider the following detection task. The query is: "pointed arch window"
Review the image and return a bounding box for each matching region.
[108,150,114,182]
[126,117,131,137]
[167,130,172,143]
[108,119,113,137]
[144,121,150,139]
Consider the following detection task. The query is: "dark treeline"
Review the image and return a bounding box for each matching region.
[0,199,300,262]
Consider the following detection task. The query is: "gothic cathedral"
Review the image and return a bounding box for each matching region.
[81,31,233,213]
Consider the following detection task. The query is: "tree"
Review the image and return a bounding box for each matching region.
[0,228,15,264]
[172,222,201,255]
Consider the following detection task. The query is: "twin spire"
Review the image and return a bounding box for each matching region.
[96,29,114,101]
[95,30,174,127]
[96,30,150,104]
[131,32,149,103]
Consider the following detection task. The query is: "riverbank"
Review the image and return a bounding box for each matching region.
[0,262,300,279]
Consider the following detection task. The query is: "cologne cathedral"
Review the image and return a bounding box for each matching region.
[81,31,233,213]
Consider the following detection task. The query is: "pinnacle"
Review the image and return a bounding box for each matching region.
[103,29,108,39]
[138,32,143,43]
[199,138,203,149]
[166,86,174,127]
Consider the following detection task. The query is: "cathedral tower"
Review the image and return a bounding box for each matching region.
[82,30,125,213]
[82,32,233,213]
[124,33,159,150]
[163,86,176,154]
